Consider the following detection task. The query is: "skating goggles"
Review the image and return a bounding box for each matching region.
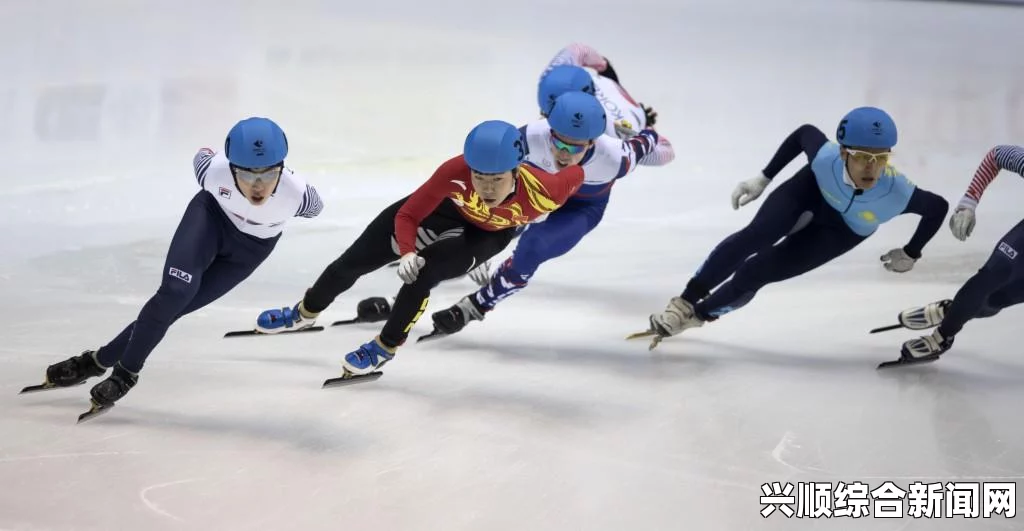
[844,149,891,165]
[549,134,589,155]
[230,163,283,184]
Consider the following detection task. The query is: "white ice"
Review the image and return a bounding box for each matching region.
[2,0,1024,529]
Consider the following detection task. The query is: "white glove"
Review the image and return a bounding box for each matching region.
[467,260,491,287]
[948,197,978,242]
[731,173,771,210]
[397,252,426,284]
[880,248,916,273]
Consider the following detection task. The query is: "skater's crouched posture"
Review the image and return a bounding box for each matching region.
[634,106,949,349]
[34,117,322,415]
[256,106,591,377]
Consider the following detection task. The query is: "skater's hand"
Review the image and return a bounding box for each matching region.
[880,247,916,273]
[467,260,491,287]
[397,252,426,284]
[731,173,771,210]
[640,103,657,127]
[949,198,977,241]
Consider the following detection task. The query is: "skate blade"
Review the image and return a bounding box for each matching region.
[416,330,448,343]
[224,326,325,338]
[19,381,85,394]
[77,400,114,423]
[322,370,383,388]
[626,330,664,350]
[869,323,905,334]
[877,353,941,369]
[330,318,363,327]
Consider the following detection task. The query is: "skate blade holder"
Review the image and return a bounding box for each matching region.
[19,380,86,394]
[625,330,664,350]
[77,400,114,424]
[322,370,383,389]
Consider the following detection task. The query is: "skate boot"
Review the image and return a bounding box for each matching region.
[341,337,396,376]
[897,328,954,365]
[898,299,952,330]
[45,350,107,387]
[629,296,704,350]
[430,296,487,335]
[256,301,318,333]
[355,297,392,323]
[89,364,139,407]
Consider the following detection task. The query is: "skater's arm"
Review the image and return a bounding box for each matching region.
[193,148,216,187]
[541,43,608,75]
[901,187,950,259]
[295,185,324,218]
[760,125,828,180]
[617,129,661,176]
[960,145,1024,209]
[639,133,674,166]
[394,155,467,255]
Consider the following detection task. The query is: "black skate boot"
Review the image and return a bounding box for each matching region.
[21,351,108,394]
[357,297,392,323]
[417,296,487,342]
[77,364,139,422]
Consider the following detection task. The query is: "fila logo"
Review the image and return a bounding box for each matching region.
[450,180,467,190]
[169,267,193,283]
[999,242,1018,260]
[218,186,232,198]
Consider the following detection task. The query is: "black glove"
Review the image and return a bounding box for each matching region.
[599,57,620,83]
[641,104,657,127]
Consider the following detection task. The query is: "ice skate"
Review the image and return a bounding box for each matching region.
[77,365,138,422]
[878,329,953,369]
[322,337,394,388]
[21,350,107,394]
[417,296,487,342]
[333,297,393,326]
[898,299,951,330]
[628,296,704,350]
[254,301,319,334]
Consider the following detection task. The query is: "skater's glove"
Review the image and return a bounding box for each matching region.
[467,260,491,287]
[731,173,771,210]
[880,248,916,273]
[613,119,639,139]
[397,252,426,284]
[641,103,657,127]
[948,197,978,242]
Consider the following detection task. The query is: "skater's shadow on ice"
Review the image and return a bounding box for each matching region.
[357,384,612,426]
[89,407,370,454]
[431,335,716,381]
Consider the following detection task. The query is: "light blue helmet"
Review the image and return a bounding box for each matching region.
[537,65,596,116]
[836,107,897,149]
[463,120,524,174]
[225,117,289,168]
[546,91,607,142]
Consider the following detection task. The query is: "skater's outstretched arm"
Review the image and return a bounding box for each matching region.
[761,125,829,180]
[950,145,1024,241]
[899,187,950,259]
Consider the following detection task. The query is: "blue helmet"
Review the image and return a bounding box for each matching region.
[836,106,897,149]
[546,91,607,142]
[537,65,596,116]
[225,117,289,169]
[463,120,525,174]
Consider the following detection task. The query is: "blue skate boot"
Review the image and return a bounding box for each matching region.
[322,337,395,388]
[255,301,320,334]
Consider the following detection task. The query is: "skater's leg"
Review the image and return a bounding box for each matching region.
[979,278,1024,318]
[681,167,820,303]
[475,202,605,310]
[937,219,1024,337]
[94,192,224,369]
[694,223,867,320]
[379,227,516,347]
[300,198,410,314]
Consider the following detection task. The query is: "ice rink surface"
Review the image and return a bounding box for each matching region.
[2,0,1024,529]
